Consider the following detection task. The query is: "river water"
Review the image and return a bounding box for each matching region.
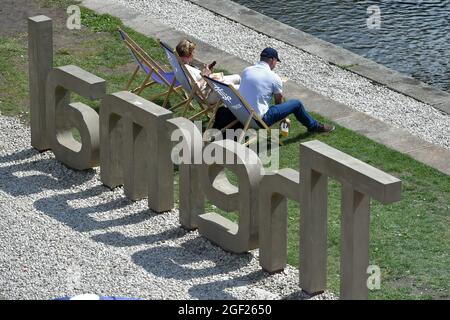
[232,0,449,92]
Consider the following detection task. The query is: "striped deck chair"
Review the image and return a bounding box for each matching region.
[118,29,184,102]
[204,75,283,146]
[159,40,219,121]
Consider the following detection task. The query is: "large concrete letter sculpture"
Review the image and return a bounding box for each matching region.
[46,65,105,170]
[166,117,204,229]
[28,14,407,300]
[299,140,401,300]
[198,140,262,253]
[28,15,53,151]
[259,168,300,272]
[100,91,173,212]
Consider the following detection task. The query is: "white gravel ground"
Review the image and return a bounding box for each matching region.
[0,115,335,300]
[113,0,450,150]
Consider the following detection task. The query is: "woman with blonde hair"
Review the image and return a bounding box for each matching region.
[175,39,241,104]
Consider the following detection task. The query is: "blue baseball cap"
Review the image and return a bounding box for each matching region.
[260,47,281,62]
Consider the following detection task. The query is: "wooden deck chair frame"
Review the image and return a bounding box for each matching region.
[118,29,186,103]
[158,40,219,121]
[204,75,283,146]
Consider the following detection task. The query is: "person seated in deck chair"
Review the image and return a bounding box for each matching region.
[214,47,335,133]
[176,39,241,105]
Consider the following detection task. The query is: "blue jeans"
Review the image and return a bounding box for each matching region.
[262,99,318,130]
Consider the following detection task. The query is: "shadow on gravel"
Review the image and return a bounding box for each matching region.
[2,148,262,292]
[92,228,188,247]
[187,270,270,299]
[33,185,151,232]
[0,148,152,233]
[281,290,314,300]
[187,269,311,300]
[0,148,39,163]
[132,237,253,281]
[0,148,95,196]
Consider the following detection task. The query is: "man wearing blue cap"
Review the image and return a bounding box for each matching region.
[239,47,335,133]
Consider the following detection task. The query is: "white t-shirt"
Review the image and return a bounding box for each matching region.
[238,61,283,117]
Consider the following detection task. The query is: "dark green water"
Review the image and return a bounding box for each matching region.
[232,0,450,92]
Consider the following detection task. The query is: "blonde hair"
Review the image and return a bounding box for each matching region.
[176,39,196,58]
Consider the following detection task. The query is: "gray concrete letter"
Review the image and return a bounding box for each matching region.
[100,91,174,213]
[46,65,105,170]
[299,140,401,299]
[28,15,53,151]
[166,117,204,229]
[198,140,262,253]
[259,168,300,272]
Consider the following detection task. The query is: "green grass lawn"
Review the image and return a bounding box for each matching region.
[0,1,448,299]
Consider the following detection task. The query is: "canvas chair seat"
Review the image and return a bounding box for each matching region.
[118,29,183,101]
[151,70,178,87]
[204,75,282,146]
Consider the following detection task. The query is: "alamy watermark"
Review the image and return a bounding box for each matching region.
[67,263,82,291]
[367,5,382,30]
[66,5,81,30]
[170,121,280,172]
[367,265,381,290]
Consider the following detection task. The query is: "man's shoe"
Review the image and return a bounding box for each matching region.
[309,123,335,133]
